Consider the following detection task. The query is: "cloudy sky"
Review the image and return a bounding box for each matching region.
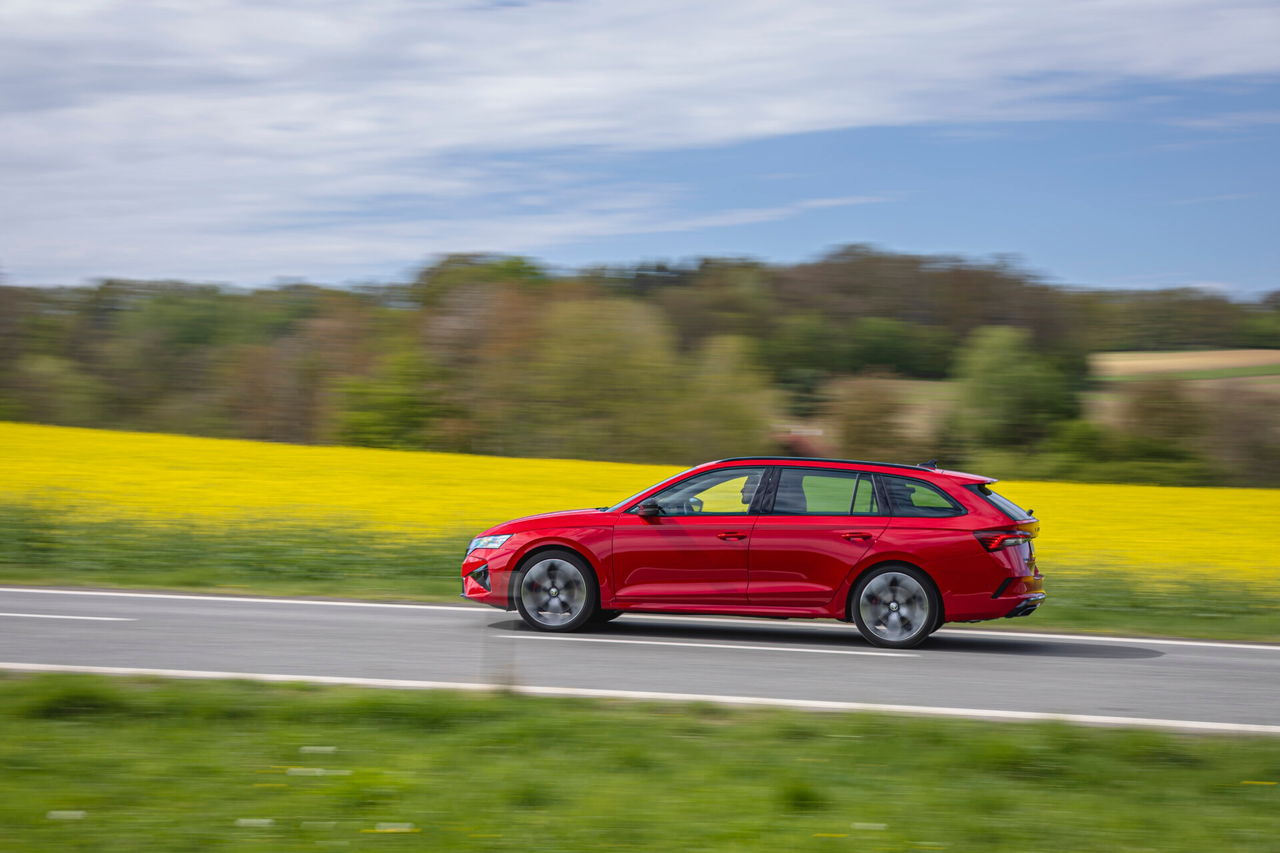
[2,0,1278,293]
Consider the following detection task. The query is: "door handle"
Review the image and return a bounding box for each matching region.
[840,531,873,541]
[716,532,748,541]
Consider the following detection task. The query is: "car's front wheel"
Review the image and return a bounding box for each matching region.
[514,549,598,632]
[851,564,940,649]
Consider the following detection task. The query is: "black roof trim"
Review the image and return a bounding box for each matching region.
[711,456,929,473]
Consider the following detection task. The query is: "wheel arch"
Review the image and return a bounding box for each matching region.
[507,542,601,610]
[842,559,945,625]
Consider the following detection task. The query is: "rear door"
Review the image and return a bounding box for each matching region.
[747,467,888,606]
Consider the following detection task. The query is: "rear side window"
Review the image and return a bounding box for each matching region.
[770,469,881,515]
[967,484,1033,520]
[879,475,964,518]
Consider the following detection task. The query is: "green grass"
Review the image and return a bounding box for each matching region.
[1,674,1278,852]
[0,502,469,600]
[947,571,1280,643]
[1098,364,1280,382]
[3,503,1278,643]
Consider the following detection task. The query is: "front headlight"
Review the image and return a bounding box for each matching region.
[467,534,512,554]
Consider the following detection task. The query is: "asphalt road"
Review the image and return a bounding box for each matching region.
[3,586,1278,734]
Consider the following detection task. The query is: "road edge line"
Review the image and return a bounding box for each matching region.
[2,661,1277,736]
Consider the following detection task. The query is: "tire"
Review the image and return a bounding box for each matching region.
[514,549,599,632]
[851,564,940,649]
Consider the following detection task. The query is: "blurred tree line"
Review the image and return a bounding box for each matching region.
[2,245,1278,484]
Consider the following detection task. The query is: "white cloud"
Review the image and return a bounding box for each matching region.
[1173,109,1280,130]
[1172,192,1258,205]
[2,0,1279,283]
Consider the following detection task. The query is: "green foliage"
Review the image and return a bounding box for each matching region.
[0,245,1275,481]
[1117,379,1204,446]
[822,373,918,461]
[952,326,1079,448]
[679,335,779,461]
[410,254,546,305]
[6,354,106,426]
[846,317,953,378]
[755,312,848,407]
[972,416,1220,486]
[476,297,686,462]
[465,299,778,464]
[969,448,1219,487]
[334,348,441,450]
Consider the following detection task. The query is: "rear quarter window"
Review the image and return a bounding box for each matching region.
[879,475,964,518]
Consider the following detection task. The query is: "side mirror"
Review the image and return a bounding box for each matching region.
[634,500,663,517]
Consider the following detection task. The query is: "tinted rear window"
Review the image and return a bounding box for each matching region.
[967,484,1033,520]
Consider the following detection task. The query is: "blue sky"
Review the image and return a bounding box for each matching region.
[2,1,1278,296]
[542,81,1280,294]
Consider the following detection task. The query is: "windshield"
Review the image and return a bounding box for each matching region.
[604,467,697,513]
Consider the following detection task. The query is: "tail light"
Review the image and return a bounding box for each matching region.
[974,522,1039,552]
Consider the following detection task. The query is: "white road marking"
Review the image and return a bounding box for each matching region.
[0,612,135,622]
[497,634,914,657]
[0,587,471,612]
[629,614,1280,651]
[2,587,1277,652]
[934,627,1279,651]
[1,661,1276,736]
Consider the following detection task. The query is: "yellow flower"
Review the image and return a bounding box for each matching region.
[0,422,676,540]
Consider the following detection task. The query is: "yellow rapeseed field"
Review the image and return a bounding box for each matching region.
[0,422,675,540]
[3,421,1278,588]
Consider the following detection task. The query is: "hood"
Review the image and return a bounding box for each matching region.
[483,508,614,536]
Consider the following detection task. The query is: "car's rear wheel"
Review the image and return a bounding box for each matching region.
[852,564,939,649]
[514,549,598,632]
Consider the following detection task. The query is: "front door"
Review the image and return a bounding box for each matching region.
[748,468,888,606]
[612,466,766,604]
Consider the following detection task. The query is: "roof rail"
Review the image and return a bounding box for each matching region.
[711,456,930,473]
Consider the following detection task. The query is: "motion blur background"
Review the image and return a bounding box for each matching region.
[2,252,1279,485]
[2,2,1278,484]
[3,3,1280,850]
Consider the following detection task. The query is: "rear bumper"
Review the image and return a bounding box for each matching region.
[991,573,1045,599]
[944,573,1046,623]
[1004,593,1046,618]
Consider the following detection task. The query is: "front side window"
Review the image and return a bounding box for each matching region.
[640,467,766,516]
[880,475,964,517]
[770,469,881,515]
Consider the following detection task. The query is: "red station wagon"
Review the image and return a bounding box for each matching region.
[460,457,1044,648]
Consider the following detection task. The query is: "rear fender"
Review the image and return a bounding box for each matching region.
[837,556,940,623]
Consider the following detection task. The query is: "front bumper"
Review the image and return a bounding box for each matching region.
[460,547,519,610]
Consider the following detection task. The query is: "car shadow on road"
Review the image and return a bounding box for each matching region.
[488,617,1165,660]
[924,634,1164,659]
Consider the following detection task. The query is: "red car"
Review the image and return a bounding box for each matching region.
[460,457,1044,648]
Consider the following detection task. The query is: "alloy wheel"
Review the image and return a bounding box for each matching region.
[519,557,589,627]
[858,570,931,644]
